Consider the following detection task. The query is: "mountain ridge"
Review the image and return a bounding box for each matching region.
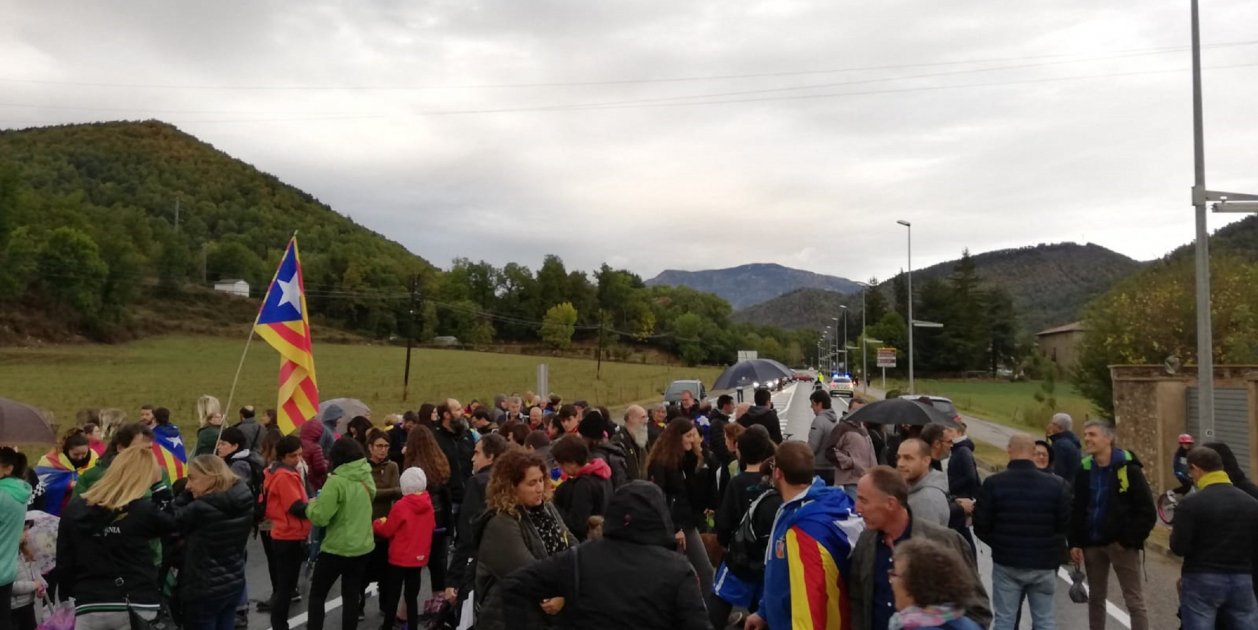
[646,262,860,309]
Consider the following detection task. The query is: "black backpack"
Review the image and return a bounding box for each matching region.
[725,487,778,580]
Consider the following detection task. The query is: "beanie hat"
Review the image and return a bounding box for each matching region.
[578,410,606,440]
[400,467,427,495]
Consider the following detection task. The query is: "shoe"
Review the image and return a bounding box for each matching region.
[257,599,272,613]
[234,614,248,629]
[291,593,302,603]
[726,612,746,628]
[357,612,366,622]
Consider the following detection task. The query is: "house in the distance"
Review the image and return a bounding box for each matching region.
[213,279,250,298]
[1036,321,1086,368]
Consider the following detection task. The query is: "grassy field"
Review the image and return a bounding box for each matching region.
[882,378,1097,432]
[0,336,722,438]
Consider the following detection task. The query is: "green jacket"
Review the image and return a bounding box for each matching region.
[74,452,172,498]
[0,476,34,585]
[307,459,376,557]
[195,426,221,457]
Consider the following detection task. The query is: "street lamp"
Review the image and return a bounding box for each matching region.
[839,306,848,374]
[1189,0,1258,438]
[897,219,914,394]
[854,281,871,393]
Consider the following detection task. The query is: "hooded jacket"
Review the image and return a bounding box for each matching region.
[57,490,176,616]
[826,419,877,487]
[0,477,33,585]
[174,479,255,602]
[907,469,952,527]
[498,481,711,630]
[947,437,981,500]
[299,421,330,491]
[373,491,436,568]
[738,406,783,444]
[807,407,840,474]
[759,479,863,630]
[264,463,311,541]
[1069,448,1156,550]
[554,459,613,541]
[1050,431,1083,486]
[307,459,376,557]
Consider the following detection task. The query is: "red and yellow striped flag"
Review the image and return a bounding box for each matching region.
[255,237,319,435]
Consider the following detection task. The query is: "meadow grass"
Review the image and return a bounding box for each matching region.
[0,335,722,437]
[884,378,1098,431]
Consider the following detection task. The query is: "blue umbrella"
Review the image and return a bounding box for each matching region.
[712,359,795,390]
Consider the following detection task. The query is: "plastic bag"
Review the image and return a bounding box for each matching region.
[36,601,75,630]
[1069,566,1089,604]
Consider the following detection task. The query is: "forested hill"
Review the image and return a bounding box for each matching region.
[0,120,432,338]
[646,263,860,309]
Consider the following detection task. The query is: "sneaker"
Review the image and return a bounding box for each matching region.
[357,612,366,622]
[256,599,272,613]
[291,593,302,603]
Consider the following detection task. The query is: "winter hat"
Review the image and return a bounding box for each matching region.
[322,404,345,425]
[400,467,427,495]
[578,409,606,440]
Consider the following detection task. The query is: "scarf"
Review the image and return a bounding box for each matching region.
[889,604,966,630]
[524,504,568,556]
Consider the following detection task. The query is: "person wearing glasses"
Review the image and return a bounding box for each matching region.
[888,538,983,630]
[363,429,401,621]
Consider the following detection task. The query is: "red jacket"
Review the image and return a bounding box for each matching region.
[264,464,312,542]
[300,421,329,491]
[372,492,435,568]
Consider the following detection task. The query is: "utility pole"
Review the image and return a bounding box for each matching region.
[402,274,419,402]
[174,197,180,231]
[898,220,914,394]
[201,243,208,284]
[596,310,606,380]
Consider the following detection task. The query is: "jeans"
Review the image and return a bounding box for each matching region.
[1083,543,1148,630]
[183,587,244,630]
[270,539,306,630]
[378,565,423,630]
[991,563,1055,630]
[1179,573,1258,630]
[308,551,369,630]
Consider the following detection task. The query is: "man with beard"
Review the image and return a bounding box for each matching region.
[611,405,649,481]
[433,398,476,531]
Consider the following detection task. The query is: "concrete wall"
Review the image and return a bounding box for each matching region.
[1038,330,1085,369]
[1111,365,1258,495]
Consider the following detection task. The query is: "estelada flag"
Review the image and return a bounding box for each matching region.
[255,237,319,435]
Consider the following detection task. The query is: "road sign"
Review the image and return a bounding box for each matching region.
[877,347,897,368]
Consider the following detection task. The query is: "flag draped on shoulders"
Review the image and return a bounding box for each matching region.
[35,450,97,516]
[152,424,187,480]
[762,478,864,630]
[255,237,319,435]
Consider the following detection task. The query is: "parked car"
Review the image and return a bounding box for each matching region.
[900,394,964,426]
[663,379,707,404]
[829,376,854,398]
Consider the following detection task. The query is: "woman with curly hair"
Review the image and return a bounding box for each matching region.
[402,426,452,594]
[473,450,572,630]
[646,416,714,596]
[889,538,983,630]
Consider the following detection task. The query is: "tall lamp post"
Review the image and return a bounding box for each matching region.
[1189,0,1258,438]
[897,219,914,394]
[855,281,871,393]
[840,306,849,374]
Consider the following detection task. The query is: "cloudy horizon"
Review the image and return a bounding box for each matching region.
[4,1,1257,283]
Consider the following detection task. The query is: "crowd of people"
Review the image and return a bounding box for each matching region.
[1,387,1256,630]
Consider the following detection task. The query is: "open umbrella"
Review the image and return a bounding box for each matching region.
[711,359,795,391]
[843,397,961,428]
[319,397,371,434]
[0,397,56,443]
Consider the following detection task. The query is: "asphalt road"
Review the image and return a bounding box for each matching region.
[240,381,1178,629]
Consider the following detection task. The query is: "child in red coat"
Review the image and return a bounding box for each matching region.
[373,467,435,630]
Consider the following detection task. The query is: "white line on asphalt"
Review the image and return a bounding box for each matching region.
[1056,567,1132,629]
[266,584,378,630]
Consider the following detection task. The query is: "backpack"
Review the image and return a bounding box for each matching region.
[725,486,778,579]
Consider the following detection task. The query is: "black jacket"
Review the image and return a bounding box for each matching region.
[737,406,783,444]
[499,481,711,630]
[57,491,176,610]
[1050,431,1082,486]
[553,471,612,541]
[609,429,647,481]
[947,439,981,500]
[1068,449,1156,550]
[1170,478,1258,574]
[387,424,408,468]
[648,451,708,531]
[713,471,773,548]
[708,410,733,466]
[590,441,630,489]
[973,460,1072,570]
[433,423,476,502]
[174,480,256,602]
[448,467,491,590]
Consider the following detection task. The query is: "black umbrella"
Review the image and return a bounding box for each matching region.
[844,397,961,428]
[711,359,795,390]
[0,397,57,443]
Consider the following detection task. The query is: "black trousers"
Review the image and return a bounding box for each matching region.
[0,582,13,630]
[308,551,369,630]
[428,531,449,591]
[260,531,278,597]
[269,540,306,630]
[378,565,423,630]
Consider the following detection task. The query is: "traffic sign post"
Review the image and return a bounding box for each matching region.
[876,348,896,391]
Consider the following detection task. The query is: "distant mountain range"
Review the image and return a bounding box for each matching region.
[645,263,861,309]
[727,243,1144,334]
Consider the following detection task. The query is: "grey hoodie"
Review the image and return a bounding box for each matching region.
[807,408,840,472]
[907,468,951,527]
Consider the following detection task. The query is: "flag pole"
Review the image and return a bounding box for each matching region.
[217,232,297,445]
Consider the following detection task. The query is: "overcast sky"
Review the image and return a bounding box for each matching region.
[4,1,1258,283]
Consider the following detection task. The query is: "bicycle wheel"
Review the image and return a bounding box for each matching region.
[1156,492,1176,525]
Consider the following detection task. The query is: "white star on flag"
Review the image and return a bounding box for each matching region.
[277,273,302,315]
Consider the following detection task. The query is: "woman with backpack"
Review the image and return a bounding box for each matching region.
[306,438,376,630]
[174,454,255,630]
[708,426,781,630]
[262,436,311,630]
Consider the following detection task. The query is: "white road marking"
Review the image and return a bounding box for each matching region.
[1056,566,1133,629]
[266,584,378,630]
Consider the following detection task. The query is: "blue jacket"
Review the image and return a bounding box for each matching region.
[1049,431,1082,486]
[972,460,1072,569]
[759,478,863,629]
[947,438,980,500]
